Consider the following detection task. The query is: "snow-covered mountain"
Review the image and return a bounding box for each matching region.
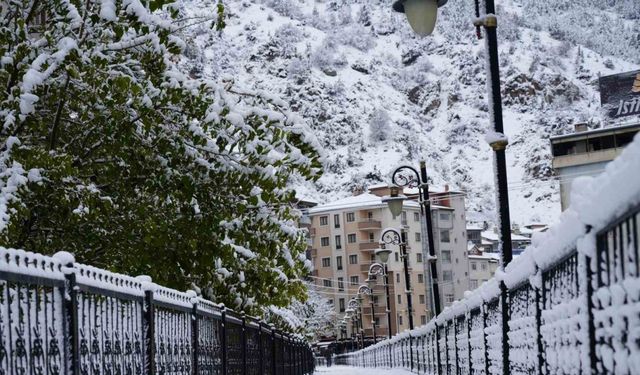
[178,0,639,225]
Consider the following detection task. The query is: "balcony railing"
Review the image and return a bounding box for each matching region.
[358,219,382,230]
[359,241,379,251]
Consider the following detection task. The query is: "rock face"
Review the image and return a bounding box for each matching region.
[179,0,639,225]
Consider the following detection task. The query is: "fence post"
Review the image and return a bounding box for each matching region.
[144,289,156,375]
[271,325,277,375]
[535,269,544,375]
[482,303,489,375]
[586,252,597,374]
[190,293,199,375]
[258,322,264,375]
[59,255,79,375]
[221,307,227,375]
[435,323,441,375]
[242,314,247,375]
[500,281,510,375]
[134,275,156,375]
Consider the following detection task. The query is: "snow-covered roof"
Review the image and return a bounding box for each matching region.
[468,253,500,261]
[308,193,449,214]
[481,231,531,242]
[466,223,484,230]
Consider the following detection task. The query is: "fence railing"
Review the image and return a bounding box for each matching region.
[335,202,640,374]
[0,250,314,375]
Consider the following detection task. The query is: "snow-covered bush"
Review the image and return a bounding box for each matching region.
[369,109,392,143]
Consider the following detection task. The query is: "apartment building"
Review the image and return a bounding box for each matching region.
[467,244,499,290]
[307,185,468,339]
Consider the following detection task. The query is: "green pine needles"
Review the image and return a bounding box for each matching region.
[0,0,323,314]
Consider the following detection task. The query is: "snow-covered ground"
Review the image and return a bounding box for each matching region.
[315,366,413,375]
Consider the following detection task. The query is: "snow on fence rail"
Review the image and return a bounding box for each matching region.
[336,134,640,374]
[0,249,314,375]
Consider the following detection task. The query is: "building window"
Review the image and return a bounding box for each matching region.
[320,216,328,226]
[419,295,425,304]
[399,315,403,325]
[470,279,478,289]
[322,257,331,267]
[481,263,487,271]
[440,212,450,221]
[395,252,399,262]
[401,211,407,225]
[350,276,359,285]
[418,274,424,283]
[338,277,344,291]
[441,250,451,263]
[369,232,375,242]
[348,233,357,243]
[445,294,454,303]
[421,315,427,325]
[321,237,329,247]
[471,262,477,271]
[334,214,340,228]
[323,279,332,287]
[396,273,400,283]
[397,295,402,304]
[417,253,423,263]
[346,212,355,222]
[339,298,345,312]
[335,235,342,249]
[415,232,421,242]
[349,254,358,264]
[336,256,343,270]
[414,212,420,222]
[375,317,380,326]
[443,270,453,281]
[440,230,450,243]
[328,299,333,306]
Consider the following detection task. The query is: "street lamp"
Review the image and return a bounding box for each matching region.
[348,299,363,349]
[381,186,407,218]
[392,0,448,36]
[369,260,392,339]
[380,227,414,331]
[393,0,514,370]
[386,164,441,316]
[358,284,377,344]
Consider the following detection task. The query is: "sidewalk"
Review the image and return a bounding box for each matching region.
[315,366,414,375]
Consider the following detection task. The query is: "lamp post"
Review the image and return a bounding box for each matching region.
[385,165,442,317]
[348,299,362,349]
[369,259,392,339]
[392,0,514,373]
[358,284,377,344]
[380,227,414,331]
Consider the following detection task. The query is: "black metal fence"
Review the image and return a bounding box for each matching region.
[0,251,314,375]
[336,203,640,374]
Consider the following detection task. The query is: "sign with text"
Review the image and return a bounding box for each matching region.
[599,70,640,119]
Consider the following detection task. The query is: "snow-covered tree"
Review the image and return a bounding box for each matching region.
[369,109,392,143]
[0,0,322,314]
[265,285,337,341]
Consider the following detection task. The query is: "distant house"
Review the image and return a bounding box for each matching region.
[467,243,500,290]
[480,230,532,256]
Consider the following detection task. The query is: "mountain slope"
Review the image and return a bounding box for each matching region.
[179,0,639,225]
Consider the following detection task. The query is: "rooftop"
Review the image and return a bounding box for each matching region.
[308,193,451,215]
[550,122,640,143]
[481,231,531,242]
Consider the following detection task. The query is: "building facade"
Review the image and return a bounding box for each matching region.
[306,185,468,340]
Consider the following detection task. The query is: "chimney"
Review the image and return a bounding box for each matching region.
[574,123,588,133]
[444,184,449,192]
[352,186,363,196]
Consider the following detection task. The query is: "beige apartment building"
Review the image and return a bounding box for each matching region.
[306,185,468,340]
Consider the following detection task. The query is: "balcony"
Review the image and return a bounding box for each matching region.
[299,215,312,227]
[362,305,388,315]
[308,248,317,257]
[360,263,373,273]
[308,227,316,236]
[358,219,382,230]
[310,270,318,277]
[359,241,379,251]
